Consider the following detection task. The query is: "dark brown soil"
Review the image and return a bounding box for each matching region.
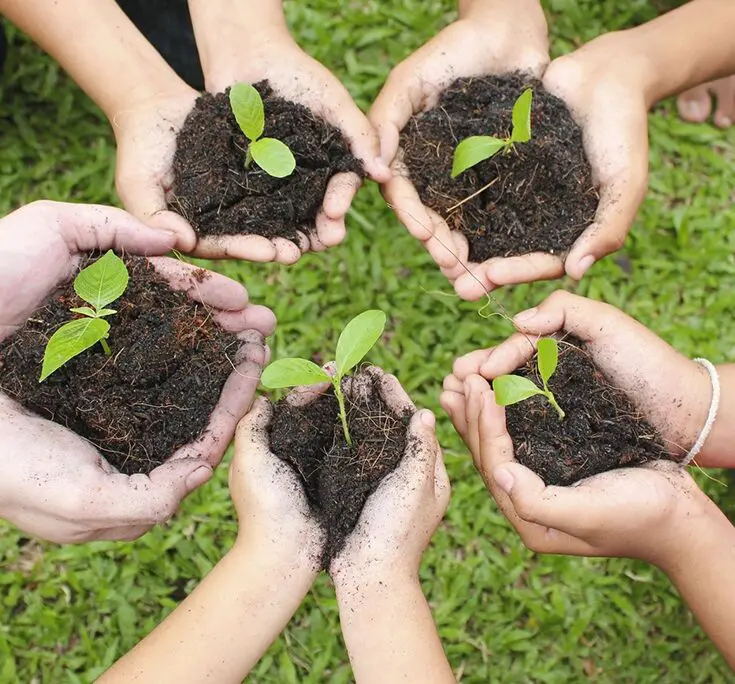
[171,82,364,244]
[505,338,669,486]
[0,256,238,475]
[401,73,599,263]
[269,371,410,567]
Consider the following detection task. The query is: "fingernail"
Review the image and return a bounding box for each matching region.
[186,465,213,492]
[494,468,514,494]
[420,410,436,428]
[576,255,596,277]
[514,307,538,323]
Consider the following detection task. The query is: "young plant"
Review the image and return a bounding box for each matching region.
[451,88,533,178]
[40,250,129,382]
[493,337,565,420]
[260,309,387,445]
[229,82,296,179]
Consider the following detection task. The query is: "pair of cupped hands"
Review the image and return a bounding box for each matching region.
[0,201,448,554]
[115,10,649,299]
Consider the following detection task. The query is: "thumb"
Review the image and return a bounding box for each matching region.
[232,397,274,488]
[55,202,178,256]
[494,462,596,537]
[102,457,213,526]
[116,170,197,252]
[399,409,440,480]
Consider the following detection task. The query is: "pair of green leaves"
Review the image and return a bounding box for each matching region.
[229,83,296,179]
[451,88,533,178]
[261,310,387,445]
[493,337,566,420]
[40,251,129,382]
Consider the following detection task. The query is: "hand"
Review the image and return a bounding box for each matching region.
[112,85,201,252]
[369,2,549,300]
[0,201,275,543]
[330,370,450,584]
[443,370,714,567]
[442,290,712,462]
[204,29,389,258]
[230,397,325,568]
[539,32,651,281]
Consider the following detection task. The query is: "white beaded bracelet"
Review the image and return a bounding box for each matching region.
[681,358,720,467]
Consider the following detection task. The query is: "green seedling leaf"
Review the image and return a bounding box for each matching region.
[536,337,559,386]
[40,318,110,382]
[96,308,117,318]
[69,306,97,318]
[229,83,264,142]
[511,88,533,143]
[74,250,128,311]
[451,136,507,177]
[261,358,331,389]
[335,309,387,377]
[493,374,544,406]
[249,138,296,178]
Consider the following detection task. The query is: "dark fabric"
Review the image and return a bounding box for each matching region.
[116,0,204,90]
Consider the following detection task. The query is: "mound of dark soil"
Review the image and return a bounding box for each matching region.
[401,73,599,263]
[269,371,410,567]
[0,257,238,475]
[171,82,364,244]
[505,338,669,486]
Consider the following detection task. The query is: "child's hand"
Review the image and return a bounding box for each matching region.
[447,371,715,567]
[369,1,549,300]
[330,373,450,584]
[443,290,711,462]
[231,397,324,569]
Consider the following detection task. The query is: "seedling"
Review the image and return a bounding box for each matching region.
[451,88,533,178]
[40,250,128,382]
[493,337,565,420]
[229,82,296,178]
[261,310,387,445]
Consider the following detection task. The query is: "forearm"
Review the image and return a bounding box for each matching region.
[0,0,189,120]
[695,364,735,468]
[587,0,735,107]
[336,572,454,683]
[100,542,315,684]
[659,502,735,669]
[188,0,289,88]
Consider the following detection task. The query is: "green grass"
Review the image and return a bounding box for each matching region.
[1,1,734,682]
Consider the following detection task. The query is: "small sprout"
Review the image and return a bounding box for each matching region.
[40,250,129,382]
[261,310,387,445]
[229,83,296,178]
[493,337,565,420]
[451,88,533,178]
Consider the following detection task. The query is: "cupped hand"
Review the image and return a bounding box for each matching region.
[112,86,201,252]
[541,33,651,280]
[442,290,711,461]
[330,369,450,584]
[369,5,549,300]
[0,201,275,543]
[205,33,389,258]
[445,371,713,566]
[230,397,324,568]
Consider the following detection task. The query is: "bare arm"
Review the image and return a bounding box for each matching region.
[696,365,735,468]
[335,572,454,683]
[100,544,316,684]
[0,0,189,120]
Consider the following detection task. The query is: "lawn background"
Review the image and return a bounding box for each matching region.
[1,1,734,682]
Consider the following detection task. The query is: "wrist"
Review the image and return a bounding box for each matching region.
[459,0,548,47]
[334,566,420,603]
[232,534,319,588]
[189,0,292,90]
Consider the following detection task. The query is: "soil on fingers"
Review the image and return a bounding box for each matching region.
[401,73,599,262]
[0,257,238,475]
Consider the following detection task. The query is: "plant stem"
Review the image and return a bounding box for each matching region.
[100,337,112,356]
[446,176,500,213]
[333,382,352,446]
[545,391,565,421]
[245,146,253,169]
